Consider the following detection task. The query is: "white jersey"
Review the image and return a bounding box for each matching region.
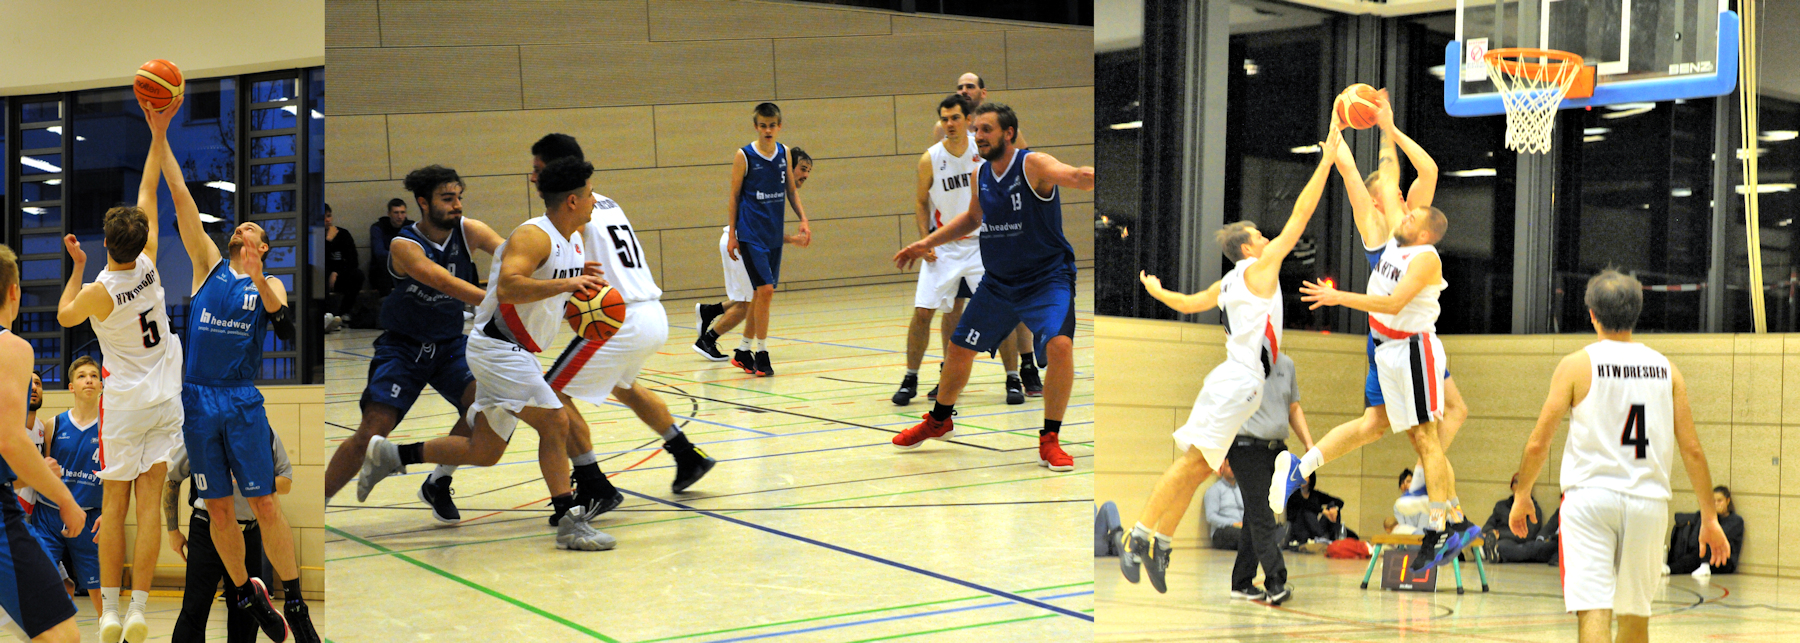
[1218,257,1282,378]
[471,217,585,354]
[1367,239,1446,337]
[90,254,182,410]
[926,134,981,242]
[581,193,661,304]
[1562,340,1675,500]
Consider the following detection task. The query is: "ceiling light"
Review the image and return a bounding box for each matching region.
[1671,188,1693,197]
[1290,145,1321,154]
[1760,130,1797,142]
[1109,121,1142,130]
[1583,128,1610,135]
[1734,183,1795,194]
[1447,168,1496,177]
[21,157,61,173]
[206,181,237,193]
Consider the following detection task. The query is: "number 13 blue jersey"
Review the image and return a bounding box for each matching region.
[976,148,1075,287]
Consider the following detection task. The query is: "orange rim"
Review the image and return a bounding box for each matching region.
[1483,47,1584,79]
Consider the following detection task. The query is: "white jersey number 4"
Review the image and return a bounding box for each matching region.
[1621,404,1648,459]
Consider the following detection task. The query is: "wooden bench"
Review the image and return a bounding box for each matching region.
[1359,533,1491,594]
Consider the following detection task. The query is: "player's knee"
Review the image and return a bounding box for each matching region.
[246,494,280,517]
[911,307,936,323]
[1045,335,1072,356]
[39,620,79,643]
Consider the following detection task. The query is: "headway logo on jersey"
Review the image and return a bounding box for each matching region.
[755,190,784,202]
[113,270,159,305]
[197,309,255,335]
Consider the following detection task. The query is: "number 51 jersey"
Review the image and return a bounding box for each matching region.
[582,192,661,303]
[1562,340,1675,500]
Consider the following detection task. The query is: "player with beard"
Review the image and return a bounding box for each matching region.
[329,165,502,528]
[892,103,1093,470]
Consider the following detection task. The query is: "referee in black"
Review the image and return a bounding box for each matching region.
[1224,352,1313,604]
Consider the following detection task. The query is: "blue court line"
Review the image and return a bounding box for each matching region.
[622,489,1095,623]
[712,590,1094,642]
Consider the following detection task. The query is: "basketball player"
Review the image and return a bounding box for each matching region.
[1117,126,1341,593]
[1281,108,1478,571]
[891,103,1093,470]
[724,103,813,376]
[1506,270,1729,643]
[933,73,1041,397]
[328,163,502,527]
[16,372,46,515]
[529,134,717,526]
[1,242,86,643]
[165,113,318,641]
[55,98,186,642]
[26,357,105,618]
[695,148,813,364]
[360,157,615,551]
[894,94,1025,406]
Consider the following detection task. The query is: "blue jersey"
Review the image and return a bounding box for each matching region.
[976,149,1076,286]
[38,412,101,509]
[186,260,265,385]
[0,326,13,483]
[735,142,788,249]
[381,220,479,344]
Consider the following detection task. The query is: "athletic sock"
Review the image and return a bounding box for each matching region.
[905,368,919,377]
[429,464,457,482]
[929,402,955,421]
[1448,498,1464,524]
[1007,370,1021,379]
[102,587,120,613]
[282,578,302,604]
[1428,502,1449,531]
[659,424,681,442]
[1298,448,1325,478]
[130,590,148,610]
[1131,523,1151,540]
[397,442,425,466]
[571,451,599,467]
[1042,419,1061,437]
[1409,465,1427,493]
[753,338,767,352]
[1153,532,1172,549]
[737,338,753,351]
[702,328,719,341]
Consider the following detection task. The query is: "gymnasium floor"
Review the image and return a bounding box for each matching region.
[1096,547,1800,642]
[0,596,217,642]
[324,278,1095,642]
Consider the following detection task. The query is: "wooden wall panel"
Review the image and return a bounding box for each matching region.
[325,115,391,182]
[326,0,381,49]
[659,226,729,292]
[379,0,648,47]
[649,0,889,40]
[778,215,903,284]
[519,41,774,109]
[774,34,1007,100]
[587,165,726,232]
[890,15,1014,34]
[1004,29,1095,89]
[655,97,897,168]
[797,155,917,221]
[385,106,656,178]
[330,47,523,115]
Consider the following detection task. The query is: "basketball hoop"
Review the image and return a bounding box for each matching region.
[1482,48,1590,154]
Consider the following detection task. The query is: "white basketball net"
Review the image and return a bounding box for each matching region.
[1484,50,1584,154]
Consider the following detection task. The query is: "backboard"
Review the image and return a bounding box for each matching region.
[1446,0,1738,116]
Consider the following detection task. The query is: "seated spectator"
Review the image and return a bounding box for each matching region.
[1669,486,1744,574]
[1392,468,1431,535]
[1286,474,1356,550]
[1482,491,1561,564]
[1203,461,1245,550]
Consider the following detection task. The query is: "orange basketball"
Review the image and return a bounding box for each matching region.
[565,285,627,343]
[134,59,184,113]
[1334,83,1382,130]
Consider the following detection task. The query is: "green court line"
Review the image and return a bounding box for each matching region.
[634,581,1094,643]
[327,526,621,642]
[328,471,1083,562]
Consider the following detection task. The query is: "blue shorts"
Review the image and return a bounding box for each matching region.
[740,242,782,289]
[949,272,1076,367]
[181,384,276,500]
[0,486,77,638]
[362,332,476,419]
[1365,335,1449,408]
[26,504,99,590]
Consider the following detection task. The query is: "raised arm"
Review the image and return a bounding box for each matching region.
[1373,94,1438,212]
[1023,151,1095,194]
[1672,365,1731,566]
[1332,136,1389,248]
[152,98,220,293]
[1246,129,1340,293]
[1141,273,1222,315]
[1508,351,1584,536]
[56,239,111,327]
[138,98,181,262]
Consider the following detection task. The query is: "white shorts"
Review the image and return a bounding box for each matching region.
[548,301,669,404]
[465,333,562,442]
[1171,362,1264,470]
[913,239,984,312]
[98,395,183,481]
[719,230,753,303]
[1375,332,1447,432]
[1559,487,1669,617]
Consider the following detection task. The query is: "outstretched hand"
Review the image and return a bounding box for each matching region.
[1374,89,1395,131]
[63,235,87,266]
[1298,279,1344,310]
[1139,271,1166,295]
[141,95,183,132]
